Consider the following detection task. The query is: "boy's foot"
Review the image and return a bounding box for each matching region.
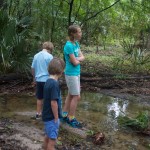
[35,114,41,120]
[31,114,41,120]
[67,118,82,128]
[61,116,69,123]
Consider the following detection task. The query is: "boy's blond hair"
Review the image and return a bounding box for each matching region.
[42,42,54,53]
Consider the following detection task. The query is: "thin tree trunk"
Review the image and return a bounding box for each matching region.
[51,1,63,41]
[0,0,4,8]
[68,0,74,26]
[146,32,150,50]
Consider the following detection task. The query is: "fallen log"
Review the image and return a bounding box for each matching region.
[15,111,88,139]
[0,73,21,81]
[0,73,32,85]
[141,129,150,136]
[81,76,150,82]
[89,82,122,89]
[81,77,102,82]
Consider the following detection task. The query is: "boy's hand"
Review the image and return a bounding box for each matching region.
[51,100,58,122]
[31,81,36,87]
[54,118,59,123]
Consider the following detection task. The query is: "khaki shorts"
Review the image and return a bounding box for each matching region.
[65,75,80,95]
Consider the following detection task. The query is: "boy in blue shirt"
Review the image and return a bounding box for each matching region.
[31,42,54,119]
[42,58,65,150]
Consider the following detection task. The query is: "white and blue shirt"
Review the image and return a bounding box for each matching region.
[31,49,53,82]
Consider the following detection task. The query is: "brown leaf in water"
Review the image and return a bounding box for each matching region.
[92,132,105,145]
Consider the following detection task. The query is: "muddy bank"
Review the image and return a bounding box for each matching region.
[0,117,106,150]
[0,118,43,150]
[81,72,150,104]
[1,73,150,100]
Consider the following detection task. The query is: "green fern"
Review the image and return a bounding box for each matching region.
[117,111,149,131]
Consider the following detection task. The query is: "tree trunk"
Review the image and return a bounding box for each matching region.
[146,32,150,50]
[0,0,5,9]
[68,0,74,26]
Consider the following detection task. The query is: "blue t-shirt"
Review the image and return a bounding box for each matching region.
[42,78,61,122]
[64,41,80,76]
[31,49,53,82]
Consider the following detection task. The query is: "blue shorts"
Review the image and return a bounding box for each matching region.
[36,82,45,99]
[44,119,60,140]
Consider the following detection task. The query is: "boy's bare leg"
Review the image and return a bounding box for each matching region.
[63,93,73,112]
[43,135,49,150]
[68,95,80,116]
[47,139,56,150]
[37,99,42,114]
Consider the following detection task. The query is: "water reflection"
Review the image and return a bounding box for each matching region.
[107,97,129,118]
[106,97,129,131]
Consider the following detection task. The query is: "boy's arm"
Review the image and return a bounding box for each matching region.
[77,50,85,62]
[31,57,36,84]
[69,54,80,66]
[51,100,58,122]
[31,68,36,84]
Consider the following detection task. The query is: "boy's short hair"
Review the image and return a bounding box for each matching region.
[42,42,54,52]
[48,57,65,75]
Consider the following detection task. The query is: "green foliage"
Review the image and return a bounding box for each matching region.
[113,39,150,73]
[0,0,150,74]
[114,74,128,79]
[0,8,38,74]
[56,140,62,146]
[86,130,94,136]
[117,111,149,131]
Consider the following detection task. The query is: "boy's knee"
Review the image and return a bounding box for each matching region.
[78,96,81,101]
[70,95,80,102]
[76,95,80,101]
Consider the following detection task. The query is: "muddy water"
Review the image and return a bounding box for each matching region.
[0,92,150,150]
[77,92,150,150]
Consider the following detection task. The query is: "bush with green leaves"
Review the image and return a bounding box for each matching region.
[117,111,149,131]
[0,9,39,75]
[113,39,150,73]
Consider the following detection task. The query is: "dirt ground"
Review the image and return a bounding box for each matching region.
[0,73,150,149]
[0,118,43,150]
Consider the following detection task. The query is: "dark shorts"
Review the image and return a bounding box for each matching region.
[36,82,45,99]
[44,119,60,140]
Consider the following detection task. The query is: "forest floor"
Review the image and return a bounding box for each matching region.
[0,73,150,149]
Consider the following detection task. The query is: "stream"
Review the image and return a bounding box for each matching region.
[0,91,150,150]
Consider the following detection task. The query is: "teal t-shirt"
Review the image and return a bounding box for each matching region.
[64,41,80,76]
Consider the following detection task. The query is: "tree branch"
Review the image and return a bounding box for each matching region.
[51,0,64,41]
[64,0,69,5]
[73,0,82,24]
[80,0,121,25]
